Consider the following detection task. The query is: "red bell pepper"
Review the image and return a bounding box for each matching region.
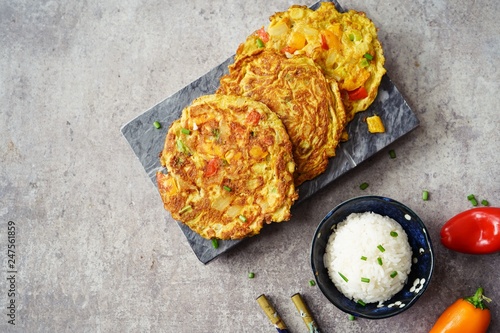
[440,207,500,254]
[321,33,329,50]
[204,157,219,177]
[347,86,368,101]
[246,110,261,126]
[256,27,269,43]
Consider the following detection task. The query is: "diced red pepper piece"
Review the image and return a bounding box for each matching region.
[347,86,368,101]
[281,45,297,55]
[246,110,261,126]
[256,27,269,43]
[321,33,329,50]
[204,158,219,177]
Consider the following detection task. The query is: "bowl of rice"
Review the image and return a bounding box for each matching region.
[311,196,434,319]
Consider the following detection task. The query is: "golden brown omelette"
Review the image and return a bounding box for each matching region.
[236,2,386,121]
[156,94,298,240]
[217,48,346,185]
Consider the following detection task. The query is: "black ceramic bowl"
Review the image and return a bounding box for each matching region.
[311,196,434,319]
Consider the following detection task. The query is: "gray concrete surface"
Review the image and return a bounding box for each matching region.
[1,0,499,332]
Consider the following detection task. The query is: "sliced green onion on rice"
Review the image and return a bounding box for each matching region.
[338,272,349,282]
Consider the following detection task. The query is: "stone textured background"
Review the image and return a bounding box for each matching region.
[1,0,499,332]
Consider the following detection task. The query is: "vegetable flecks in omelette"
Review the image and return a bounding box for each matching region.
[156,94,297,240]
[236,2,386,121]
[218,49,346,185]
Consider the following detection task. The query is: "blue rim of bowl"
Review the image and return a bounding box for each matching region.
[310,195,435,319]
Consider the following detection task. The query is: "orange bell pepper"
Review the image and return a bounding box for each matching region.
[429,287,491,333]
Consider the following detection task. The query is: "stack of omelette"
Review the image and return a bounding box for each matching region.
[156,3,387,240]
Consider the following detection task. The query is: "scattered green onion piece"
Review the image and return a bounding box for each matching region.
[389,149,396,159]
[390,271,398,278]
[309,280,316,286]
[360,58,369,67]
[422,190,429,201]
[211,239,219,249]
[377,244,386,252]
[338,272,349,282]
[181,128,191,135]
[348,314,356,321]
[468,194,478,206]
[360,182,369,190]
[481,199,489,206]
[178,205,192,214]
[256,38,264,48]
[176,139,189,154]
[153,121,161,129]
[360,256,367,261]
[377,257,383,266]
[223,185,232,192]
[349,33,355,41]
[248,272,255,279]
[212,128,220,139]
[390,231,398,237]
[239,215,247,222]
[357,300,366,307]
[363,53,373,61]
[361,277,370,283]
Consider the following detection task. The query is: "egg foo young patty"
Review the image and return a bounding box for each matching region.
[217,49,346,186]
[156,94,298,240]
[236,2,386,121]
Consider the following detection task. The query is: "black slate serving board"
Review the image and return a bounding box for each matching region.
[121,0,419,264]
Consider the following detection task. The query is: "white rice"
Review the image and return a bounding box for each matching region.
[324,212,412,304]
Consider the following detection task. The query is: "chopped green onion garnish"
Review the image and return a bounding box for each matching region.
[363,53,373,61]
[348,314,356,321]
[212,128,220,139]
[360,58,369,67]
[360,182,369,190]
[377,244,385,252]
[239,215,247,222]
[360,256,367,261]
[181,128,191,135]
[390,231,398,237]
[482,199,489,206]
[377,257,383,266]
[256,38,264,48]
[248,272,255,279]
[349,33,354,41]
[309,280,316,286]
[176,139,189,154]
[390,271,398,278]
[338,272,349,282]
[223,185,232,192]
[389,149,396,159]
[179,205,192,214]
[422,190,429,201]
[211,239,219,249]
[361,277,370,283]
[357,300,366,306]
[468,194,478,206]
[153,121,161,129]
